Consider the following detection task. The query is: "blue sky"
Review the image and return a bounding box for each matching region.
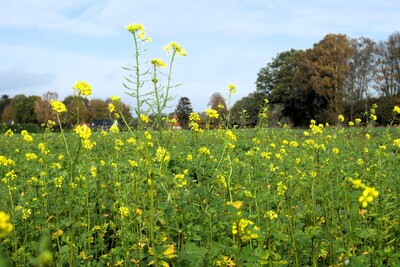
[0,0,399,113]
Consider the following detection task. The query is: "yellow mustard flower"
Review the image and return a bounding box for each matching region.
[110,125,119,133]
[228,83,237,95]
[199,146,211,155]
[74,125,91,139]
[332,148,340,155]
[393,106,400,114]
[264,210,278,220]
[155,146,170,162]
[150,58,167,69]
[358,186,379,208]
[163,41,187,56]
[393,138,400,148]
[232,218,259,242]
[338,115,344,122]
[73,80,92,96]
[21,130,33,142]
[277,181,287,196]
[119,206,129,218]
[215,256,236,267]
[225,130,237,142]
[205,108,219,119]
[0,156,15,166]
[140,114,149,124]
[25,153,38,160]
[50,100,67,113]
[125,23,144,33]
[110,95,121,103]
[0,211,14,237]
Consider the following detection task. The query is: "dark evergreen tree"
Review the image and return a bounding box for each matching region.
[174,97,193,129]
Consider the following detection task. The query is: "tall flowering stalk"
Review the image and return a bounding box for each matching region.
[124,23,151,119]
[124,24,187,133]
[73,80,92,125]
[226,83,237,128]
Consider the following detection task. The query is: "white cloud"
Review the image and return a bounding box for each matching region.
[0,66,56,91]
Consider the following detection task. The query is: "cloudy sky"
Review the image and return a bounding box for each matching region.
[0,0,399,113]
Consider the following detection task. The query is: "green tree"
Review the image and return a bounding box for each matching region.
[89,99,109,120]
[63,95,92,127]
[230,92,265,127]
[295,34,354,123]
[174,97,193,129]
[0,95,11,119]
[256,49,307,125]
[11,94,41,123]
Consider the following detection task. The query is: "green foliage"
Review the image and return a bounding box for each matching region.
[230,92,265,127]
[0,123,41,133]
[1,117,400,266]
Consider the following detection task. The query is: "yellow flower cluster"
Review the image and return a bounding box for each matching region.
[155,146,170,162]
[21,130,33,142]
[119,206,129,218]
[394,138,400,148]
[225,130,237,142]
[205,108,219,119]
[232,218,259,242]
[150,58,167,69]
[163,41,187,56]
[0,211,14,238]
[338,114,344,122]
[73,80,92,96]
[174,173,187,187]
[393,105,400,114]
[74,125,96,149]
[332,148,340,155]
[140,114,149,124]
[54,176,63,188]
[277,181,287,196]
[108,103,115,113]
[74,125,91,139]
[21,208,31,220]
[199,146,211,155]
[228,83,237,95]
[110,95,121,103]
[50,100,67,113]
[351,179,379,208]
[25,152,38,160]
[5,129,14,137]
[0,155,15,166]
[189,112,203,133]
[264,210,278,220]
[226,201,243,209]
[125,23,151,42]
[309,120,323,134]
[215,256,236,267]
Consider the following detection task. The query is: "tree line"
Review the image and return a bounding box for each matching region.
[0,92,132,128]
[232,32,400,127]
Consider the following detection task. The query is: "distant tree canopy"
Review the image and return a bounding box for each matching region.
[0,93,134,128]
[249,32,400,127]
[230,92,265,127]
